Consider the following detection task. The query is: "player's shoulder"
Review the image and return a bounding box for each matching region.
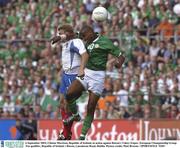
[70,38,85,49]
[72,38,84,44]
[98,35,113,45]
[99,35,111,42]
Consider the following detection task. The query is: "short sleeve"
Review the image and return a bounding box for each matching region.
[105,38,123,57]
[70,39,86,55]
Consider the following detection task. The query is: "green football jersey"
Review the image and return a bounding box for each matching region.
[86,35,122,71]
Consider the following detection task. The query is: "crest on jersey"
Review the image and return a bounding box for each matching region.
[87,43,99,52]
[95,44,99,48]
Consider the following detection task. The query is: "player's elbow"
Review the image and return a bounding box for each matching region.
[115,55,125,68]
[81,52,89,60]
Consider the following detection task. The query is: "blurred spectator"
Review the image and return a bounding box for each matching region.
[148,39,160,60]
[116,83,129,108]
[143,103,153,119]
[157,40,169,64]
[107,103,121,119]
[131,103,144,119]
[34,104,41,119]
[16,110,37,140]
[166,104,179,119]
[148,8,160,28]
[119,106,131,119]
[156,16,174,40]
[3,95,15,115]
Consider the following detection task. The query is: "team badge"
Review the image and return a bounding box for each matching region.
[95,44,99,48]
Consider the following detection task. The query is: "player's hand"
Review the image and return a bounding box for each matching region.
[50,36,61,44]
[51,34,67,43]
[77,69,85,80]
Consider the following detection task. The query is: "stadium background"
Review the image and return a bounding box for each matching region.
[0,0,180,140]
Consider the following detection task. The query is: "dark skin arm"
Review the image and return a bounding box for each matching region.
[114,55,125,69]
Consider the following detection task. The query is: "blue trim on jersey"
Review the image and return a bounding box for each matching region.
[70,51,75,69]
[70,41,80,68]
[59,72,77,97]
[70,41,80,54]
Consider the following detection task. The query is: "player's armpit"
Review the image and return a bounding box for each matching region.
[114,55,125,69]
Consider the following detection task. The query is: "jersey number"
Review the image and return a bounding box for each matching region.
[87,43,95,52]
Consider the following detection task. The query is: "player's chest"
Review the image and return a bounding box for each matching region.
[62,42,70,51]
[87,43,102,54]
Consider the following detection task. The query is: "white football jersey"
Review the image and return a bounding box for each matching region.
[61,38,86,74]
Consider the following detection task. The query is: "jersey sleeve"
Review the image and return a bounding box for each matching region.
[106,38,123,57]
[70,39,86,55]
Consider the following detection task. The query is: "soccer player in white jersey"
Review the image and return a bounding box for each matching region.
[51,24,88,140]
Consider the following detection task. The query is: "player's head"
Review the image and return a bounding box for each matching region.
[79,25,97,44]
[57,24,75,41]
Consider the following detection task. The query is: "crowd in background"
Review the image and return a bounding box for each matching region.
[0,0,180,121]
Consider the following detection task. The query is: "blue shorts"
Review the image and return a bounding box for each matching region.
[59,72,77,96]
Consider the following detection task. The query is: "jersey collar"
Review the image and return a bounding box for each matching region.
[92,35,100,43]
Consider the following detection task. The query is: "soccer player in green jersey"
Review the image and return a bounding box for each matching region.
[64,25,125,140]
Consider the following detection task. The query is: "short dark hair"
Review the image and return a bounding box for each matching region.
[80,25,93,34]
[79,25,94,39]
